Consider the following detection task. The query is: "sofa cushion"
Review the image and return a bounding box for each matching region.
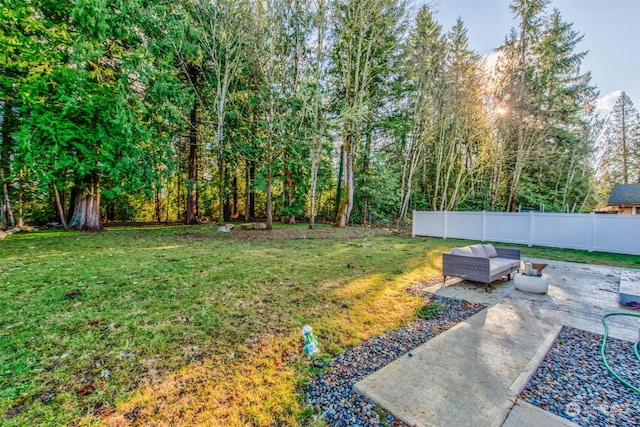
[469,244,487,258]
[451,246,473,256]
[482,244,498,258]
[489,258,514,275]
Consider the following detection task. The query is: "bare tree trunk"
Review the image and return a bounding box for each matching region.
[309,159,319,229]
[232,174,238,219]
[1,169,14,228]
[432,124,447,210]
[490,137,504,212]
[53,185,69,230]
[154,186,161,222]
[336,134,355,227]
[217,74,228,223]
[17,169,23,227]
[308,0,324,230]
[245,160,254,221]
[186,98,199,224]
[266,93,274,231]
[70,179,102,231]
[398,139,423,224]
[621,91,628,184]
[508,9,529,213]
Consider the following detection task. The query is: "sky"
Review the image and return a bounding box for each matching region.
[428,0,640,113]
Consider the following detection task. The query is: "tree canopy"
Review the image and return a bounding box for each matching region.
[0,0,626,230]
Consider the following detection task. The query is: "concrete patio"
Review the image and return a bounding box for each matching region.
[354,260,640,427]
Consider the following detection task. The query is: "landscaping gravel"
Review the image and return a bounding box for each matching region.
[304,280,486,426]
[520,326,640,427]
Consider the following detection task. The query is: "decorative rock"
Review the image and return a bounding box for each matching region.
[240,222,267,230]
[0,230,6,239]
[304,292,486,426]
[520,326,640,426]
[225,223,235,230]
[217,225,230,233]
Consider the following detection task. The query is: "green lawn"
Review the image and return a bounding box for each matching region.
[1,225,637,426]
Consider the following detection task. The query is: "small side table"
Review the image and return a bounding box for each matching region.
[514,273,549,294]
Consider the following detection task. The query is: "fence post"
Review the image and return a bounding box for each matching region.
[411,210,415,237]
[589,212,595,252]
[443,210,448,239]
[528,211,534,247]
[482,211,486,242]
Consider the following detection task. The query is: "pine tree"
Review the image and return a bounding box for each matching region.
[329,0,407,227]
[597,92,640,194]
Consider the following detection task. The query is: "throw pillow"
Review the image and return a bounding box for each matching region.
[451,247,473,256]
[469,244,487,258]
[482,243,498,258]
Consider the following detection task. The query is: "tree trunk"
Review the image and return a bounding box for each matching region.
[360,128,372,225]
[154,185,161,222]
[67,186,78,224]
[398,140,423,224]
[245,160,254,221]
[232,174,239,219]
[16,169,23,227]
[1,169,15,228]
[336,133,355,227]
[186,101,198,224]
[53,185,69,230]
[334,144,344,221]
[621,91,628,184]
[266,93,274,231]
[70,179,102,231]
[309,158,318,229]
[217,113,226,223]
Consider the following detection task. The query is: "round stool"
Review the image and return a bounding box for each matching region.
[514,273,549,294]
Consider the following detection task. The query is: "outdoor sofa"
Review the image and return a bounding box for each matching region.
[442,243,521,292]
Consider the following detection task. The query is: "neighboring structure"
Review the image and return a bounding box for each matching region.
[607,183,640,215]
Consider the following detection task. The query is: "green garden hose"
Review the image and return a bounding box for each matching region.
[600,312,640,394]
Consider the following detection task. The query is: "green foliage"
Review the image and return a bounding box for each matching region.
[416,301,443,319]
[0,0,612,227]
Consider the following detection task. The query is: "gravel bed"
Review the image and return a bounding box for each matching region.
[520,326,640,426]
[304,281,486,426]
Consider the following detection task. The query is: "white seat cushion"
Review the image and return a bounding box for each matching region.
[489,258,515,275]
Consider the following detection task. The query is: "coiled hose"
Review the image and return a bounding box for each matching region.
[600,312,640,394]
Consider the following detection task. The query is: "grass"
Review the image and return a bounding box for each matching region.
[0,225,637,426]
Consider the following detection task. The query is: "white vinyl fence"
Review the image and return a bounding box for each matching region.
[412,210,640,256]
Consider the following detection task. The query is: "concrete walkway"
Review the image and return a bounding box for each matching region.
[354,260,640,427]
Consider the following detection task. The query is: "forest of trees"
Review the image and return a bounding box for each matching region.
[1,0,639,231]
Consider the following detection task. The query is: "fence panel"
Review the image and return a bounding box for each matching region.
[412,210,640,256]
[445,212,483,240]
[484,212,530,245]
[532,213,592,250]
[593,215,640,255]
[412,211,445,237]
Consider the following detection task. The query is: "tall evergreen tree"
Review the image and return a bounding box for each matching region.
[597,92,640,193]
[329,0,407,227]
[16,1,186,230]
[494,0,595,212]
